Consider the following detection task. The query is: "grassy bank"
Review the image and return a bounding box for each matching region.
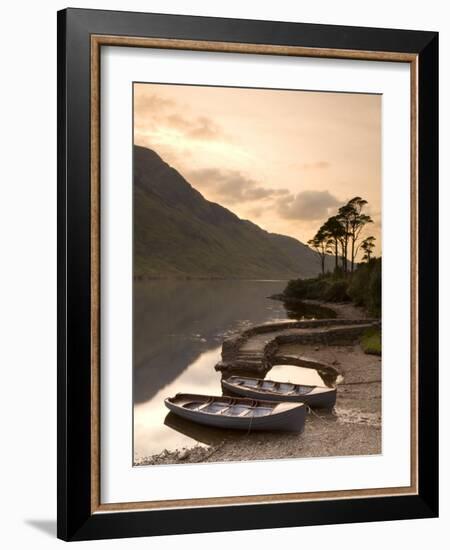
[283,258,381,318]
[360,326,382,355]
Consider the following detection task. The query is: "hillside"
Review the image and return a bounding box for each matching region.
[134,145,331,279]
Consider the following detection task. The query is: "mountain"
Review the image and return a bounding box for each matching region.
[134,145,331,279]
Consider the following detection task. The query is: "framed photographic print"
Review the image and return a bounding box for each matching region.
[57,8,438,541]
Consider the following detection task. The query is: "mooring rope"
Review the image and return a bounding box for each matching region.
[305,403,329,422]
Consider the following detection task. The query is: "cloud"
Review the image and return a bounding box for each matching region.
[134,91,225,141]
[135,93,176,112]
[278,190,341,221]
[165,114,222,140]
[247,207,263,218]
[187,168,290,204]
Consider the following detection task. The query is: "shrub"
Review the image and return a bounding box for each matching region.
[284,277,329,300]
[324,280,350,302]
[368,261,382,316]
[347,268,367,306]
[348,258,381,317]
[284,275,350,303]
[283,258,381,316]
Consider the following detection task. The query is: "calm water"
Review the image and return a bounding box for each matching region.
[283,299,337,320]
[133,280,332,460]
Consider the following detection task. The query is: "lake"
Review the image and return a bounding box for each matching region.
[133,280,333,461]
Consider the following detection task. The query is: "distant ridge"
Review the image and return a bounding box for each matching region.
[134,145,332,279]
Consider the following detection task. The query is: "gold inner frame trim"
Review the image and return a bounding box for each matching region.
[90,34,419,514]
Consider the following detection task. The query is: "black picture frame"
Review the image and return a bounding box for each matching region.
[57,7,438,541]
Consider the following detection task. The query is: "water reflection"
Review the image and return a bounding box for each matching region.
[164,413,235,447]
[268,362,341,388]
[267,365,326,386]
[134,280,287,404]
[281,299,337,320]
[134,347,222,458]
[133,280,335,460]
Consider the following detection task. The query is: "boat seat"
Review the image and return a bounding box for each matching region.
[278,383,295,392]
[240,379,259,388]
[199,402,230,414]
[183,401,206,411]
[223,405,252,416]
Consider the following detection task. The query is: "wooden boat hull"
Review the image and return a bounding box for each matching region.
[222,376,337,409]
[164,393,306,433]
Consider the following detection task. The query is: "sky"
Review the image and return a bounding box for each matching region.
[134,83,381,256]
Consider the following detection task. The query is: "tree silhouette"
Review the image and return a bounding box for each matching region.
[344,197,373,271]
[307,195,375,275]
[361,236,376,262]
[336,203,353,272]
[308,227,332,275]
[322,216,345,271]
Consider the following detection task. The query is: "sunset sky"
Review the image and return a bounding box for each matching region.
[134,83,381,256]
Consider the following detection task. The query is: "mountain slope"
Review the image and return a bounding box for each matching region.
[134,145,330,279]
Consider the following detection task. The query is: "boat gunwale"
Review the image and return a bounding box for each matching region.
[222,376,336,397]
[164,393,304,418]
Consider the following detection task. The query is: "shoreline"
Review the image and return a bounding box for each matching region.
[135,299,381,466]
[302,299,371,320]
[269,294,372,321]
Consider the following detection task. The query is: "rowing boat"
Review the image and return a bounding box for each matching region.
[164,393,306,432]
[222,376,337,409]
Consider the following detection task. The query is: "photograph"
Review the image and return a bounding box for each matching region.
[132,82,382,466]
[53,6,438,541]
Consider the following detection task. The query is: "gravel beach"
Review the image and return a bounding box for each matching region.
[135,301,381,467]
